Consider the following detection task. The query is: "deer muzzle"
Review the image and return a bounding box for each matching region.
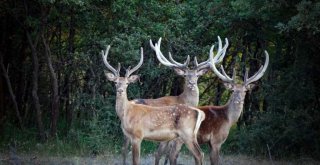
[188,81,197,90]
[117,89,124,95]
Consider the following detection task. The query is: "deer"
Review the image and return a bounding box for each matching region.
[151,37,229,165]
[158,47,269,165]
[102,45,206,165]
[121,37,228,165]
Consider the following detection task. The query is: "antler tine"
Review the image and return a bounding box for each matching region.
[194,56,210,70]
[231,68,236,81]
[168,52,189,68]
[218,36,223,53]
[209,48,233,83]
[102,45,119,76]
[209,45,217,62]
[155,47,176,67]
[194,56,199,67]
[221,65,233,81]
[149,39,156,50]
[197,59,210,67]
[150,38,189,68]
[151,38,176,67]
[217,37,229,63]
[244,50,269,85]
[125,66,131,77]
[210,45,223,65]
[209,36,229,65]
[150,38,167,63]
[126,47,144,77]
[196,37,229,71]
[244,68,249,84]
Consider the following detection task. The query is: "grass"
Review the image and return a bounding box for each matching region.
[1,121,319,165]
[1,133,320,165]
[0,124,275,158]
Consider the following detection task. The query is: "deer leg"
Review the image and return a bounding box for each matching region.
[154,141,169,165]
[168,138,184,165]
[183,138,203,165]
[209,142,221,165]
[122,136,130,165]
[164,154,169,165]
[131,138,142,165]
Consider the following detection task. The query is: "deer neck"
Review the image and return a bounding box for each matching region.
[178,83,199,106]
[115,92,130,121]
[226,91,245,124]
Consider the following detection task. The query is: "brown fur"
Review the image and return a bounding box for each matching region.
[197,105,229,144]
[135,96,180,106]
[119,101,205,165]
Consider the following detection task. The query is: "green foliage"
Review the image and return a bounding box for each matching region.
[224,108,320,159]
[277,1,320,34]
[1,0,320,160]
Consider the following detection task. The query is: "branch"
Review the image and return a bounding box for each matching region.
[0,53,24,129]
[267,144,274,165]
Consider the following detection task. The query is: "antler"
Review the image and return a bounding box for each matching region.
[194,35,228,71]
[209,36,233,83]
[193,56,210,71]
[210,49,269,85]
[244,50,269,85]
[210,58,234,83]
[150,38,190,68]
[125,47,144,77]
[102,45,120,76]
[210,36,229,65]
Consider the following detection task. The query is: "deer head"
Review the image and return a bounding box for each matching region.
[210,49,269,112]
[150,37,228,91]
[102,45,143,97]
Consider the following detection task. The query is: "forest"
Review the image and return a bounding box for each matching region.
[0,0,320,163]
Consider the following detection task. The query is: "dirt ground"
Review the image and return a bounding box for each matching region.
[0,152,319,165]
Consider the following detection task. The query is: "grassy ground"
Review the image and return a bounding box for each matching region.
[1,151,319,165]
[0,131,318,165]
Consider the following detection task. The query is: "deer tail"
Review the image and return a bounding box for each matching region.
[193,108,205,136]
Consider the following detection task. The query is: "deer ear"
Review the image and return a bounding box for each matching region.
[128,75,139,83]
[246,84,256,90]
[197,68,209,76]
[105,72,116,82]
[223,82,233,90]
[173,68,185,76]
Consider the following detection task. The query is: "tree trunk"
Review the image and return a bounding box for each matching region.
[0,71,4,120]
[65,7,75,131]
[0,57,23,129]
[214,83,222,105]
[26,32,46,141]
[170,77,183,96]
[42,32,60,138]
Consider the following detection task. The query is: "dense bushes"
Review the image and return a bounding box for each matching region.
[1,0,319,160]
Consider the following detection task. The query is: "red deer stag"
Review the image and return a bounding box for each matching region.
[102,45,205,165]
[153,36,229,165]
[161,49,269,165]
